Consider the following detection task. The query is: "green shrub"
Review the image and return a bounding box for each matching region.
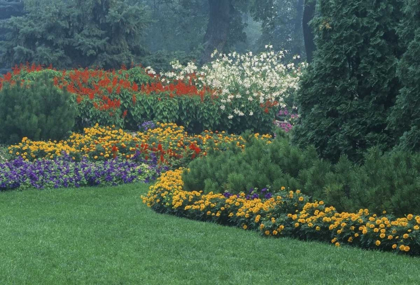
[120,66,154,85]
[0,76,77,144]
[183,137,420,216]
[20,69,63,82]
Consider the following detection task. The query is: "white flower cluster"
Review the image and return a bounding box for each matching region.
[161,46,306,118]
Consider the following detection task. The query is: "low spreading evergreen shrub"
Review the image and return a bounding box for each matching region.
[0,75,77,144]
[183,136,420,216]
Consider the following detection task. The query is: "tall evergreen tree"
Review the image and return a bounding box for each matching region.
[1,0,150,69]
[293,0,404,162]
[388,0,420,151]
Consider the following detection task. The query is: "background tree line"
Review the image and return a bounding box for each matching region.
[0,0,309,72]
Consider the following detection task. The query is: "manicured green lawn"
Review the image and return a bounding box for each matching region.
[0,183,419,284]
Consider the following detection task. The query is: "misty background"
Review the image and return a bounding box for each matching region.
[0,0,314,73]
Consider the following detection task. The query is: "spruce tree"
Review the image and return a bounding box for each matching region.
[388,0,420,151]
[293,0,404,162]
[1,0,150,69]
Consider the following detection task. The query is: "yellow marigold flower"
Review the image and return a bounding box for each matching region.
[299,197,304,202]
[264,230,270,236]
[375,240,381,246]
[388,235,393,240]
[380,233,386,239]
[399,245,405,251]
[392,244,397,249]
[260,224,265,230]
[316,226,321,231]
[403,233,409,239]
[335,242,340,247]
[407,214,413,221]
[281,186,286,190]
[404,246,410,252]
[414,225,419,230]
[295,223,299,228]
[243,225,247,230]
[348,237,353,242]
[273,230,278,235]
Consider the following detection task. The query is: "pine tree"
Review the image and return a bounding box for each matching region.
[293,0,404,162]
[0,75,77,144]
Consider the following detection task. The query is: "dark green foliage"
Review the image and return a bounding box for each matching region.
[252,0,305,59]
[120,66,153,85]
[293,0,403,163]
[183,137,420,215]
[0,75,77,143]
[139,50,202,73]
[183,137,320,195]
[389,0,420,151]
[127,93,275,134]
[140,0,208,56]
[1,0,150,69]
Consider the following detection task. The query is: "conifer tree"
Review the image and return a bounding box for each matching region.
[293,0,404,162]
[389,0,420,151]
[1,0,150,69]
[0,75,77,143]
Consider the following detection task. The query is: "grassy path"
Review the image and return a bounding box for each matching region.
[0,183,419,284]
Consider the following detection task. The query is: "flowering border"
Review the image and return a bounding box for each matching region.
[142,169,420,256]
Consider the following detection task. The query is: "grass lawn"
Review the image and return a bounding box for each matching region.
[0,183,419,284]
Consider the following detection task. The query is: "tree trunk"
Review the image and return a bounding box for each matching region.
[302,0,316,63]
[292,0,305,56]
[200,0,231,65]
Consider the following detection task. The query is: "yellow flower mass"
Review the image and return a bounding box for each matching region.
[142,168,419,255]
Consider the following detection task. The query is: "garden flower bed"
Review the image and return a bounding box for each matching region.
[142,169,420,256]
[8,122,271,165]
[0,154,167,190]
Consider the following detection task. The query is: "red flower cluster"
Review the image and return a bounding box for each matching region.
[1,64,141,118]
[189,142,201,159]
